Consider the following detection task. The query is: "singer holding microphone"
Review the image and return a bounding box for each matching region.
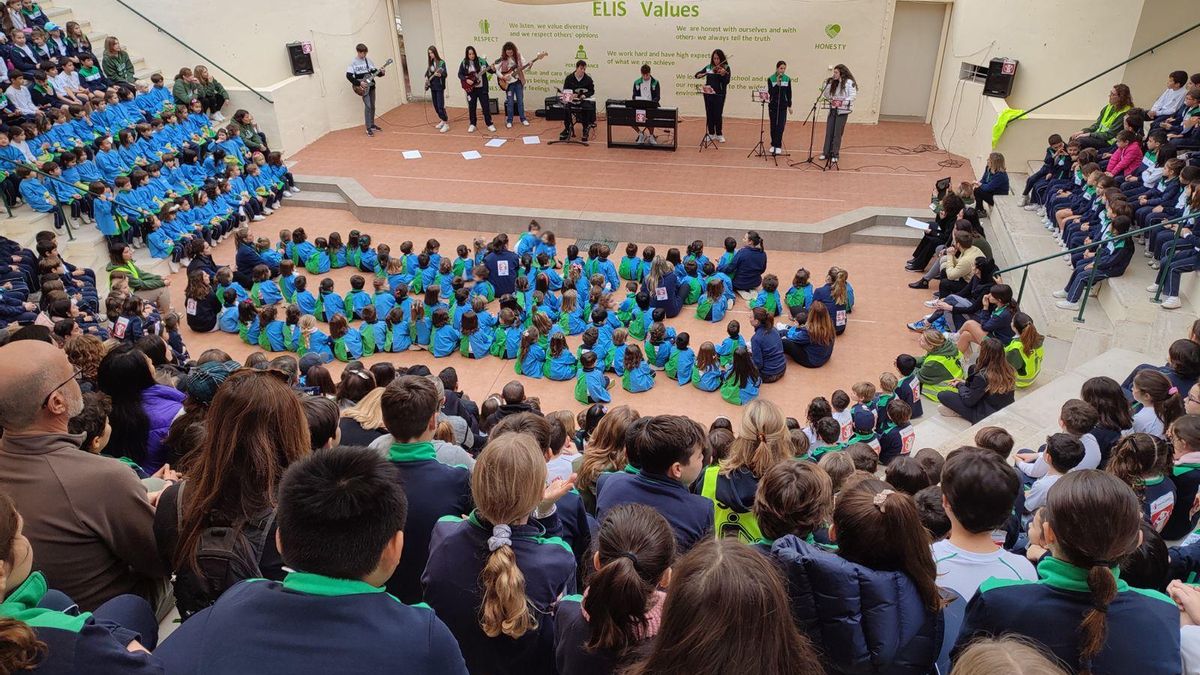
[767,60,792,155]
[695,49,730,143]
[820,64,857,164]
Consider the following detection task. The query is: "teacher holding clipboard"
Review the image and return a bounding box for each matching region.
[820,64,857,164]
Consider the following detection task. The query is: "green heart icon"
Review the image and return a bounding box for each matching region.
[824,23,841,39]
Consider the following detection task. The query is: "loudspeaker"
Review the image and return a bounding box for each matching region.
[286,42,314,76]
[489,97,499,115]
[983,58,1017,98]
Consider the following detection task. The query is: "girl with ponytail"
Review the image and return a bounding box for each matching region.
[1005,312,1045,387]
[1131,369,1185,438]
[698,399,793,543]
[424,432,577,675]
[0,491,160,673]
[958,470,1180,674]
[554,504,675,673]
[812,266,853,335]
[1106,433,1176,531]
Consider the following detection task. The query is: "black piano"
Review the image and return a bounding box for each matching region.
[605,99,678,151]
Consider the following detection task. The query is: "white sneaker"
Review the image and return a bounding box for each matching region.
[1037,207,1047,216]
[291,185,301,193]
[262,207,274,215]
[440,123,450,133]
[636,133,645,144]
[647,135,657,145]
[1162,296,1182,309]
[506,122,512,129]
[1023,204,1040,211]
[1055,300,1080,310]
[818,154,827,160]
[522,120,530,126]
[1150,261,1161,270]
[716,135,725,143]
[923,299,938,308]
[769,146,777,154]
[831,157,838,163]
[252,214,265,222]
[212,111,225,122]
[282,190,294,197]
[1146,283,1161,292]
[1144,249,1153,257]
[1017,196,1029,207]
[487,124,496,132]
[468,124,477,133]
[1051,290,1067,298]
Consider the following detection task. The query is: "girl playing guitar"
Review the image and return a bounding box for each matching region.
[496,41,536,129]
[426,46,450,132]
[457,45,496,133]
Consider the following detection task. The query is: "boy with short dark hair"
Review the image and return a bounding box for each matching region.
[974,426,1014,462]
[1015,399,1100,478]
[68,391,112,453]
[894,354,923,418]
[1022,433,1085,518]
[595,415,711,552]
[877,398,914,465]
[378,376,472,604]
[301,395,340,450]
[751,460,832,554]
[574,350,611,404]
[830,389,852,441]
[155,447,468,674]
[934,448,1035,599]
[808,417,842,461]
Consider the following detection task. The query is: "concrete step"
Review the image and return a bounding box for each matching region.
[286,191,350,211]
[44,6,72,20]
[849,224,923,246]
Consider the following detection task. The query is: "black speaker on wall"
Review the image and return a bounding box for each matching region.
[287,42,314,76]
[983,58,1018,98]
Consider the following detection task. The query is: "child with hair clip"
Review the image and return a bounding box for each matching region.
[618,242,643,281]
[695,277,728,323]
[248,263,282,307]
[665,332,695,386]
[255,303,286,351]
[721,346,761,406]
[276,228,294,262]
[959,471,1179,674]
[384,305,412,353]
[1131,369,1185,439]
[574,350,612,404]
[423,431,577,675]
[429,306,461,358]
[315,278,343,322]
[516,327,546,378]
[622,345,655,393]
[554,504,675,672]
[217,287,240,333]
[1164,415,1200,541]
[1106,433,1176,532]
[458,310,490,358]
[715,319,745,367]
[328,313,363,361]
[749,273,782,317]
[773,478,956,675]
[785,268,814,318]
[697,399,792,543]
[279,303,302,352]
[544,332,578,381]
[751,460,834,553]
[343,274,372,319]
[277,258,297,303]
[236,299,259,346]
[359,305,387,356]
[292,275,317,316]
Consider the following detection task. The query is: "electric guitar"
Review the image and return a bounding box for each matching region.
[352,58,394,96]
[460,57,495,93]
[496,51,548,91]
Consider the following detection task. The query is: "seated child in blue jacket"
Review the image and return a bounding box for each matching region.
[622,346,655,393]
[574,350,611,404]
[665,332,695,386]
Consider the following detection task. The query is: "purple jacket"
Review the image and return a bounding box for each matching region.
[141,384,185,473]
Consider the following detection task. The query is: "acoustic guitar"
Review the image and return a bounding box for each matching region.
[352,58,394,96]
[496,51,548,91]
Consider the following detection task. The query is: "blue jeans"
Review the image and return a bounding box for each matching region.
[431,88,447,122]
[505,81,526,123]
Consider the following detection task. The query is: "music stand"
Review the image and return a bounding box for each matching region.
[698,85,719,152]
[748,89,769,159]
[788,88,831,172]
[549,89,591,147]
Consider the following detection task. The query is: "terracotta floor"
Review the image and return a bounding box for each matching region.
[287,104,973,225]
[174,208,934,427]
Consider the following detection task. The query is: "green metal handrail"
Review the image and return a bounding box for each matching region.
[108,0,274,104]
[998,212,1194,323]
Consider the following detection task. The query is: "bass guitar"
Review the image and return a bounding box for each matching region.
[496,50,548,91]
[352,57,394,96]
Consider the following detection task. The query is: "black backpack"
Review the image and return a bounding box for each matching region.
[171,481,276,618]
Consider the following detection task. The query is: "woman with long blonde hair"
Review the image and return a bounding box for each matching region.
[576,405,640,514]
[339,386,387,445]
[697,399,793,543]
[193,64,229,120]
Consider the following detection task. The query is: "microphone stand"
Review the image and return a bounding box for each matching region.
[788,84,829,172]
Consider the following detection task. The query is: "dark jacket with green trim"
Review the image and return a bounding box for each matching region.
[380,441,472,605]
[156,571,466,674]
[0,572,161,674]
[422,511,576,675]
[955,556,1180,675]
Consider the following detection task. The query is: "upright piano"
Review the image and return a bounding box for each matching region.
[604,99,678,151]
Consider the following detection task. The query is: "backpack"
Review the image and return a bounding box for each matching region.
[171,481,276,618]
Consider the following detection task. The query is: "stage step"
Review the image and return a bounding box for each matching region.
[849,224,923,246]
[287,191,350,210]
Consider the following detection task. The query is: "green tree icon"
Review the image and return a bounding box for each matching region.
[479,19,490,35]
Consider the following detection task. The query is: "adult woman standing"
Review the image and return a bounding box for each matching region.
[183,270,220,333]
[426,46,450,133]
[171,67,199,106]
[101,36,134,87]
[695,49,730,143]
[936,337,1016,423]
[750,307,787,383]
[723,230,767,299]
[193,65,228,121]
[153,369,309,618]
[1071,84,1134,151]
[107,243,172,314]
[820,64,857,163]
[98,343,185,473]
[642,256,683,319]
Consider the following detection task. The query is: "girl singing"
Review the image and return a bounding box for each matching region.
[696,49,730,143]
[767,60,792,155]
[820,64,857,164]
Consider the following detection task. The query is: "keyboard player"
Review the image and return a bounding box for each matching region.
[559,60,596,142]
[631,64,661,145]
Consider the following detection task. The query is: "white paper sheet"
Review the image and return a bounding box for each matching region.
[904,217,931,231]
[522,136,540,145]
[462,150,482,160]
[401,150,421,159]
[485,138,507,148]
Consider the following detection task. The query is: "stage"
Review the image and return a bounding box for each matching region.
[286,103,974,249]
